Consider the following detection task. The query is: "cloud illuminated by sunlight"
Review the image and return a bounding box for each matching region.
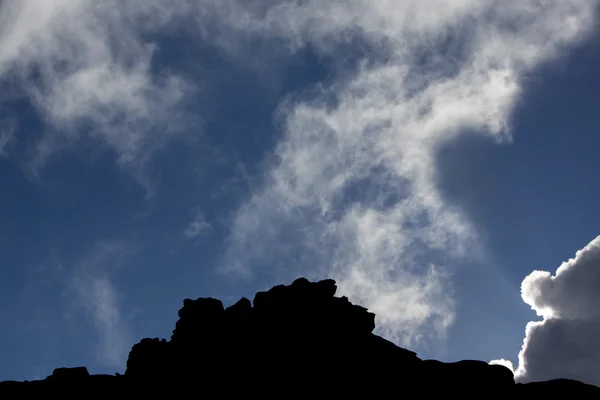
[0,0,597,352]
[215,0,597,348]
[496,235,600,387]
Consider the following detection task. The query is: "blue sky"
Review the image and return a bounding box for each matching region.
[1,0,600,386]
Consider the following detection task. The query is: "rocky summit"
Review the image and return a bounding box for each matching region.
[1,277,599,397]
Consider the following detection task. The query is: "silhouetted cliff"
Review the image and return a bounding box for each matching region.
[1,277,599,397]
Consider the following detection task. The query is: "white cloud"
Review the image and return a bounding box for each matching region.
[67,241,135,369]
[1,0,597,356]
[490,358,515,374]
[498,235,600,386]
[185,208,212,238]
[0,121,15,156]
[216,0,597,349]
[0,0,195,188]
[71,274,131,368]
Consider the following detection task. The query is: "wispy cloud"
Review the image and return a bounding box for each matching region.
[2,0,597,355]
[493,235,600,386]
[185,208,212,239]
[0,120,15,157]
[0,0,195,190]
[215,0,597,348]
[67,241,136,369]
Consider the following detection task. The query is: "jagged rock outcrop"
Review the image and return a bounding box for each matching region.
[1,277,599,397]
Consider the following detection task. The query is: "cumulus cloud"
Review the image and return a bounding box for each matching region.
[216,0,597,348]
[67,241,135,369]
[490,359,515,374]
[0,0,194,187]
[498,236,600,386]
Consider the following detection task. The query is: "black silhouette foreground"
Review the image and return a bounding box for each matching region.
[1,277,599,396]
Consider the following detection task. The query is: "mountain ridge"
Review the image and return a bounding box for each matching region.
[1,277,598,397]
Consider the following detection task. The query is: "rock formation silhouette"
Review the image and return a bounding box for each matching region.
[1,277,599,396]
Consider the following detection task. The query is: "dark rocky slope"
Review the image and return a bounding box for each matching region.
[1,277,598,397]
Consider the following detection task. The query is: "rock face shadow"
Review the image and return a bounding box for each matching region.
[1,277,599,396]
